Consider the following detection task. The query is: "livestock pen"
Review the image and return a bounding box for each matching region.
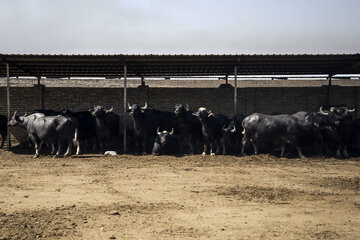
[1,54,360,150]
[0,54,360,239]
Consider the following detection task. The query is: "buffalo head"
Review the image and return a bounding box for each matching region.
[193,107,212,121]
[91,106,113,119]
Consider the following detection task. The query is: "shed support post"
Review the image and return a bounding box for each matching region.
[326,74,332,106]
[123,65,127,154]
[141,76,145,87]
[234,66,238,114]
[37,77,44,110]
[6,63,11,150]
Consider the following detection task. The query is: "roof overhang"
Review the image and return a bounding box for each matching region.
[1,54,360,78]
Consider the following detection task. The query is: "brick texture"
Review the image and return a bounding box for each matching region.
[0,85,358,142]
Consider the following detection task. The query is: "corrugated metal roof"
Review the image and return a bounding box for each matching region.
[1,54,359,78]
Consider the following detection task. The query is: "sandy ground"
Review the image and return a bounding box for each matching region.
[0,148,359,240]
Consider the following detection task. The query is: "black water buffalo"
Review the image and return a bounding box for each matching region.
[0,114,7,148]
[350,118,360,155]
[193,107,229,156]
[173,104,202,154]
[320,106,355,158]
[152,128,179,155]
[222,114,246,155]
[61,109,98,154]
[128,103,158,154]
[291,111,325,156]
[91,106,120,152]
[241,113,305,158]
[8,112,78,157]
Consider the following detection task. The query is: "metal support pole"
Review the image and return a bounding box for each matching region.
[141,76,145,87]
[6,63,11,150]
[225,75,228,85]
[234,66,238,114]
[326,74,332,106]
[123,65,127,154]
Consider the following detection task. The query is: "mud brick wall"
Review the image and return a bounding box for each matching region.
[0,85,358,142]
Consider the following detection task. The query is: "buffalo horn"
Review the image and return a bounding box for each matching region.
[157,127,161,135]
[319,106,329,115]
[141,102,148,110]
[128,103,132,110]
[169,128,174,136]
[12,111,17,119]
[105,106,113,113]
[348,108,355,112]
[330,107,335,112]
[230,125,237,133]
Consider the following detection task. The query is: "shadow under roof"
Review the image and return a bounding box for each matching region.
[1,54,360,78]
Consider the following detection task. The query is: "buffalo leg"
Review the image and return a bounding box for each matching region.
[30,137,40,158]
[335,145,342,158]
[34,143,40,158]
[343,146,350,158]
[215,142,220,155]
[202,142,208,155]
[55,143,63,158]
[280,144,286,158]
[210,141,215,156]
[76,141,81,155]
[250,139,258,155]
[240,136,248,156]
[142,138,147,155]
[38,141,44,154]
[188,142,193,155]
[0,133,5,148]
[50,144,56,155]
[296,146,305,159]
[99,141,105,153]
[64,139,72,157]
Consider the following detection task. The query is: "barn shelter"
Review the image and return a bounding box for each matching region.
[1,53,360,152]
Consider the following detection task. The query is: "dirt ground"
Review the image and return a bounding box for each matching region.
[0,148,359,240]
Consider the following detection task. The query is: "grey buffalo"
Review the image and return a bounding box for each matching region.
[8,112,78,157]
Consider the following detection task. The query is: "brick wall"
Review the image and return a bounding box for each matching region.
[0,85,358,142]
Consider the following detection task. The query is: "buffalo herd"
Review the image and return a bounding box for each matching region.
[1,103,360,159]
